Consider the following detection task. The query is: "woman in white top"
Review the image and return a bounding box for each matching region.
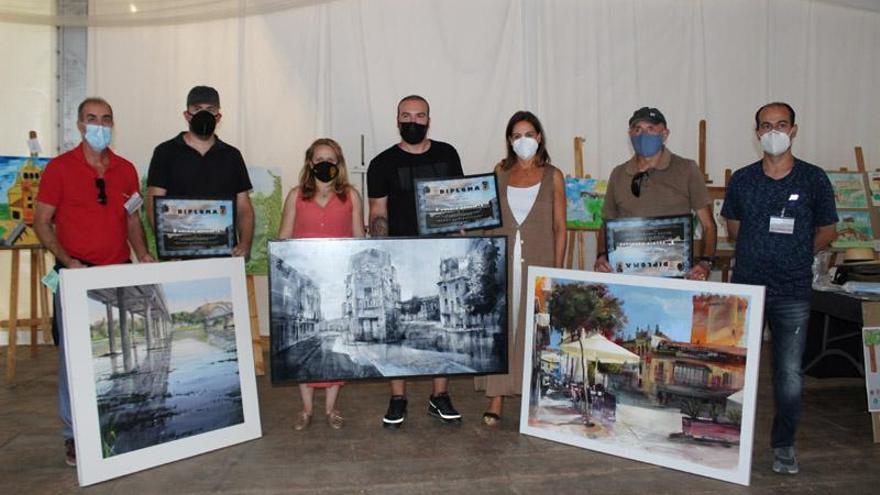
[474,111,566,426]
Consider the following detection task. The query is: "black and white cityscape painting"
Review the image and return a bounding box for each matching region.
[269,236,508,383]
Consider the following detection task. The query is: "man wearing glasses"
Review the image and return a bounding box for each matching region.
[721,102,837,475]
[34,97,154,467]
[594,107,716,280]
[146,85,254,258]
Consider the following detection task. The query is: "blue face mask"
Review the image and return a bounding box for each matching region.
[630,133,663,158]
[84,124,112,152]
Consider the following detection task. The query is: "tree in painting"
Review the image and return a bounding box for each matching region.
[465,238,503,317]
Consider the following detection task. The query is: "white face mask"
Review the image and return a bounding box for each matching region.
[512,137,539,160]
[760,130,791,156]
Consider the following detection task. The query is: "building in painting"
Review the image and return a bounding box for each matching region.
[690,294,748,346]
[438,257,470,328]
[643,340,746,407]
[343,249,402,342]
[437,237,503,329]
[400,295,440,321]
[6,159,42,224]
[270,259,322,350]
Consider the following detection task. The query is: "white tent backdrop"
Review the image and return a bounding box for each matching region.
[85,0,880,187]
[2,0,880,340]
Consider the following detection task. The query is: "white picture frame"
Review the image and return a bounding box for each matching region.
[519,267,764,486]
[60,258,261,486]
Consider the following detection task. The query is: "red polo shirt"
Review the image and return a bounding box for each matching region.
[36,143,139,266]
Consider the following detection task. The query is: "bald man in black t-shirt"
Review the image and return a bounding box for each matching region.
[367,95,464,428]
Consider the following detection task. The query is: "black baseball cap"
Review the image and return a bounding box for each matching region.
[186,86,220,107]
[629,107,666,127]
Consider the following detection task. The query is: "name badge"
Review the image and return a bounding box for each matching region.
[769,216,795,234]
[124,192,144,214]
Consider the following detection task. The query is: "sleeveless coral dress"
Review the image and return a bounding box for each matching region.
[286,188,354,388]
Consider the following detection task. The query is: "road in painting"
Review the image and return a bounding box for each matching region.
[527,276,750,471]
[87,278,243,457]
[269,237,508,383]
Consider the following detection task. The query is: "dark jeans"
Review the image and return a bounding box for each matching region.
[766,297,811,449]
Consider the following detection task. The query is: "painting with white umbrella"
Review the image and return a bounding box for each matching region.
[520,267,764,486]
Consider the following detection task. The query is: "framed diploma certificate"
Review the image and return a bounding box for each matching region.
[153,196,236,259]
[414,173,502,235]
[605,214,693,278]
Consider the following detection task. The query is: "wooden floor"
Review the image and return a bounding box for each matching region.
[1,343,878,494]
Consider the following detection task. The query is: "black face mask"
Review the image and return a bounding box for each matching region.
[189,110,217,138]
[399,122,428,145]
[312,161,338,183]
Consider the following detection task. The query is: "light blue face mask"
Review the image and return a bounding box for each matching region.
[630,133,663,158]
[84,124,112,152]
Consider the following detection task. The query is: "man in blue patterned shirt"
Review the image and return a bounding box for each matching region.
[722,102,838,475]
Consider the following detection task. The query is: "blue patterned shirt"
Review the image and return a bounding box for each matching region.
[722,159,838,300]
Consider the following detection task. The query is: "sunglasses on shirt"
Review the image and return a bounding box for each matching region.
[95,178,107,205]
[630,171,651,198]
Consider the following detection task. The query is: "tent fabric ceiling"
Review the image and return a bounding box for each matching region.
[1,0,879,26]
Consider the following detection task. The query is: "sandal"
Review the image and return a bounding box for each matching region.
[482,412,501,427]
[326,410,344,430]
[294,411,312,431]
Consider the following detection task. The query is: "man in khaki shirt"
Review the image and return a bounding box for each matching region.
[594,107,716,279]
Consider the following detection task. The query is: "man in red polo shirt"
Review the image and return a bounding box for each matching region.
[33,97,153,467]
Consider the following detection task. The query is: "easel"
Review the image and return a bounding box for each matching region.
[693,119,735,282]
[1,244,52,381]
[565,137,592,269]
[246,275,265,376]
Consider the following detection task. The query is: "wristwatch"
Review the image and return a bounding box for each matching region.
[697,256,715,269]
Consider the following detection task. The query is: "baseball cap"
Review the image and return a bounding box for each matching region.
[186,86,220,107]
[629,107,667,127]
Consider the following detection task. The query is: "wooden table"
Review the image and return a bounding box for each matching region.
[809,288,880,442]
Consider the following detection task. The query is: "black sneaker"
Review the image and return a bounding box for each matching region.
[64,438,76,467]
[428,393,462,422]
[383,396,407,428]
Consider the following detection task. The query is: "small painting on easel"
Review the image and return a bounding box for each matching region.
[833,210,874,248]
[0,155,51,247]
[565,177,606,230]
[827,172,868,209]
[867,172,880,206]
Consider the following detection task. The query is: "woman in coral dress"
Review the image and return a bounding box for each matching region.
[278,138,365,430]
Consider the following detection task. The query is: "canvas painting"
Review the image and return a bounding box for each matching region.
[827,172,868,209]
[863,327,880,412]
[605,214,693,277]
[520,267,764,486]
[269,236,508,383]
[833,210,874,248]
[868,172,880,206]
[60,258,261,486]
[414,173,502,235]
[0,155,50,246]
[565,177,606,230]
[246,166,283,275]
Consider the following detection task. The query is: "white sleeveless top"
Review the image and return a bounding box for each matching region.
[507,182,541,225]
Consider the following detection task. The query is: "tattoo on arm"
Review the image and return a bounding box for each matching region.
[369,216,388,237]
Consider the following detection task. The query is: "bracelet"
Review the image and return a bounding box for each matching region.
[696,256,715,269]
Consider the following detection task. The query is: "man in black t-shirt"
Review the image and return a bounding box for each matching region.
[146,85,255,257]
[367,94,464,428]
